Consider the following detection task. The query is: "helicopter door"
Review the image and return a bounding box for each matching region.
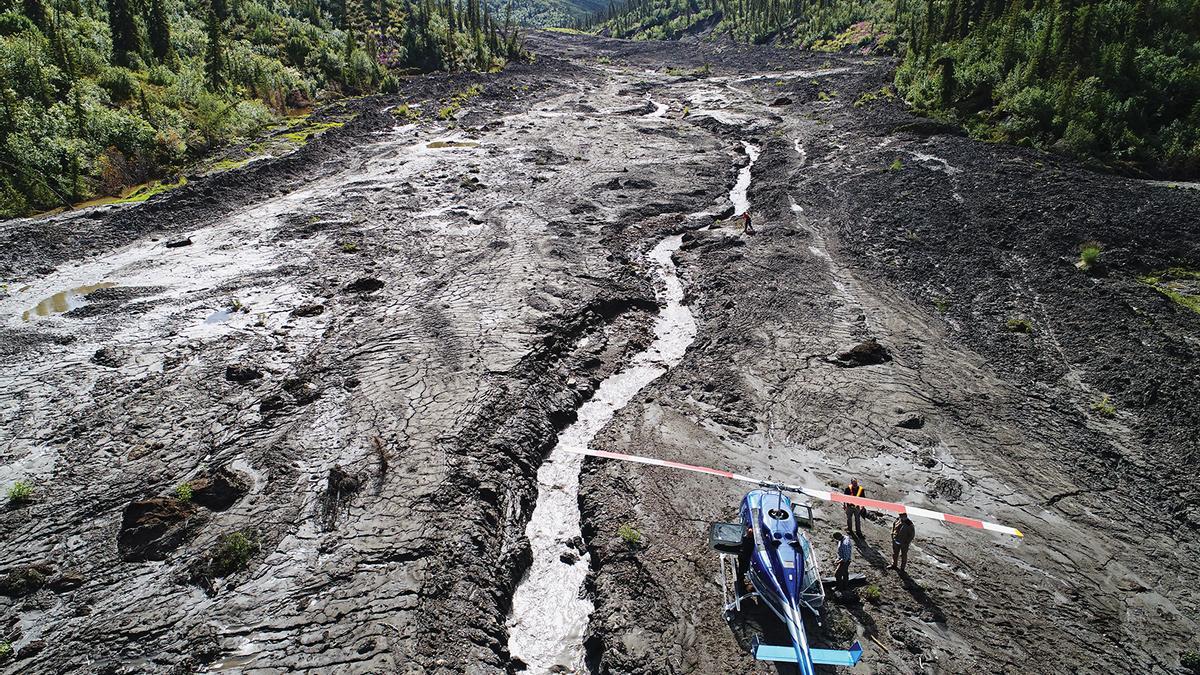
[792,503,814,528]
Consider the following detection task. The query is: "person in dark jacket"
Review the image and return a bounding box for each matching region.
[890,513,916,571]
[844,478,866,537]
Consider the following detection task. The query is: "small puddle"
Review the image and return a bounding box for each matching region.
[731,141,761,216]
[507,234,698,672]
[427,140,479,149]
[21,282,116,321]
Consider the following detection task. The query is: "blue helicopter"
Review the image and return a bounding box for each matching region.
[571,447,1024,673]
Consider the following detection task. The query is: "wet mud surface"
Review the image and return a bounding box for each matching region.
[1,30,1198,675]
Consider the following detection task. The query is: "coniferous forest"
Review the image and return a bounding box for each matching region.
[0,0,525,216]
[585,0,1200,177]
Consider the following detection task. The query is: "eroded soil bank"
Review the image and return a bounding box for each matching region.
[0,29,1197,675]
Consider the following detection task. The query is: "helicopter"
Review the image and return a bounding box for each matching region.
[566,446,1024,674]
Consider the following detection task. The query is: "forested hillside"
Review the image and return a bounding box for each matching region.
[0,0,523,217]
[489,0,606,28]
[585,0,1200,177]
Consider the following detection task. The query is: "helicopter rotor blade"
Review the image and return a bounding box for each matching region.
[567,447,1024,538]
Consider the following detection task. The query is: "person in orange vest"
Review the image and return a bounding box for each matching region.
[844,478,865,537]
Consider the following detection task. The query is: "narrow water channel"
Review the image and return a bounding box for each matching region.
[506,235,698,672]
[507,141,755,672]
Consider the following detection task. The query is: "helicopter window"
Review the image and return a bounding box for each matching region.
[767,508,790,520]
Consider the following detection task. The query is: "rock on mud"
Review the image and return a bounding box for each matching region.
[188,467,252,511]
[224,364,263,383]
[165,237,193,248]
[831,338,892,367]
[896,413,926,429]
[117,497,207,562]
[345,277,385,294]
[91,346,125,368]
[0,563,54,597]
[290,303,325,318]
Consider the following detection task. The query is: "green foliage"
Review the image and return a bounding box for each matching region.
[1182,651,1200,673]
[862,584,882,603]
[932,296,949,313]
[0,0,524,218]
[208,530,259,577]
[1138,268,1200,314]
[591,0,1199,177]
[617,522,643,549]
[1091,394,1117,417]
[340,241,359,252]
[1079,242,1102,269]
[6,480,33,504]
[1006,317,1033,333]
[888,157,903,171]
[175,482,193,502]
[0,641,10,660]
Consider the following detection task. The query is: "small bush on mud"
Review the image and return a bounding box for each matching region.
[862,585,882,603]
[888,158,903,171]
[6,480,33,504]
[1006,317,1033,333]
[1078,242,1102,270]
[175,482,193,502]
[230,298,250,313]
[1091,395,1117,418]
[0,641,11,661]
[1181,651,1200,673]
[341,241,359,253]
[209,531,259,577]
[932,297,949,313]
[393,104,419,122]
[617,523,643,549]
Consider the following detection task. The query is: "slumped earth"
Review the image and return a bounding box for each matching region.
[0,30,1198,674]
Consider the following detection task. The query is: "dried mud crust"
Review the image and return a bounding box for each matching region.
[0,49,733,673]
[533,31,1200,675]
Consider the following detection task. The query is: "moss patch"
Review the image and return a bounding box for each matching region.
[1138,268,1200,315]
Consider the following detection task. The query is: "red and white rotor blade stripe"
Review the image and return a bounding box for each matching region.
[798,488,1023,538]
[569,447,765,486]
[568,447,1024,538]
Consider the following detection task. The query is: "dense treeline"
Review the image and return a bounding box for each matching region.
[0,0,524,217]
[584,0,1200,177]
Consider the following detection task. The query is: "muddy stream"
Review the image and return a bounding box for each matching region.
[506,144,757,672]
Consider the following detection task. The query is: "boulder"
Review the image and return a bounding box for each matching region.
[832,339,891,367]
[290,304,325,318]
[345,277,385,294]
[189,467,252,511]
[117,497,205,562]
[896,413,926,429]
[224,365,262,383]
[0,563,54,597]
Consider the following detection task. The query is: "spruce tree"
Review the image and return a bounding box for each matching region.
[205,7,224,90]
[148,0,174,63]
[106,0,141,66]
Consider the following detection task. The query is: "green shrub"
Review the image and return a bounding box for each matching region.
[932,297,949,313]
[1006,317,1033,333]
[1182,650,1200,673]
[1079,242,1102,270]
[98,67,138,102]
[1091,395,1116,418]
[175,482,193,501]
[6,480,33,504]
[340,241,359,253]
[888,158,903,171]
[617,523,642,549]
[0,641,11,660]
[209,531,259,577]
[862,584,881,603]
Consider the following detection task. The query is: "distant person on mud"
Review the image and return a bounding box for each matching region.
[741,211,755,235]
[890,513,916,572]
[832,530,852,596]
[844,478,866,537]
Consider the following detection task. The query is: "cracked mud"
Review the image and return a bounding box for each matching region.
[1,30,1198,675]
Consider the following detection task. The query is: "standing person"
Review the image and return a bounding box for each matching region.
[831,530,852,596]
[890,512,916,572]
[741,211,754,234]
[844,478,866,537]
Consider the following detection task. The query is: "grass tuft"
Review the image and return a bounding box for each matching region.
[862,584,882,603]
[6,480,33,505]
[617,523,643,550]
[209,531,259,577]
[175,482,193,502]
[1078,242,1102,270]
[1091,394,1116,418]
[1006,317,1033,333]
